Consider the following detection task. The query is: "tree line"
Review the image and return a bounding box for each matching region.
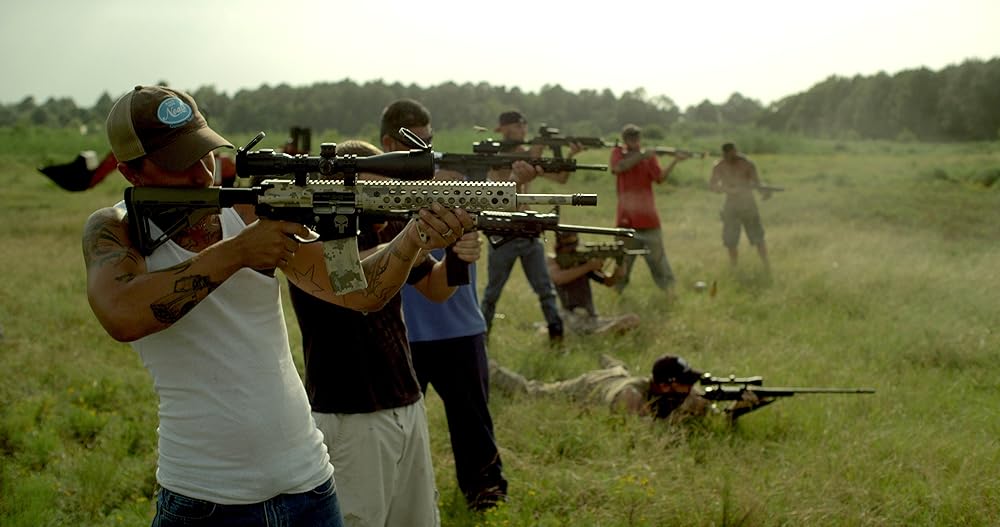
[2,57,996,142]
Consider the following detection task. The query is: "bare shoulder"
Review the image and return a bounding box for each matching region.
[83,206,145,272]
[82,206,127,245]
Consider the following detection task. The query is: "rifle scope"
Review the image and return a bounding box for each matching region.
[235,131,435,184]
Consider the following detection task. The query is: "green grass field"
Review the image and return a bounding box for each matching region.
[1,127,998,526]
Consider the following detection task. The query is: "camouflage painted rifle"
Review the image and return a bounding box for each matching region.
[553,240,649,269]
[125,131,600,294]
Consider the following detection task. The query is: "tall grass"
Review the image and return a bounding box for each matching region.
[1,127,998,526]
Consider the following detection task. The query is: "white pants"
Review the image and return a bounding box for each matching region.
[313,401,440,527]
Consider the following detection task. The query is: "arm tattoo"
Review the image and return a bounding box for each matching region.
[154,261,193,275]
[289,263,327,295]
[149,273,222,323]
[82,219,141,269]
[362,235,416,303]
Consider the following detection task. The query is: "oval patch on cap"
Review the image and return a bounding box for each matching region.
[157,97,194,127]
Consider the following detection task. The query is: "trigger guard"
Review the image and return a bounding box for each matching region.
[294,229,321,243]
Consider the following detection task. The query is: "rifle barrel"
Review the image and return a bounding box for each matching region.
[750,387,875,395]
[518,193,597,206]
[702,384,875,400]
[574,163,609,171]
[551,224,636,238]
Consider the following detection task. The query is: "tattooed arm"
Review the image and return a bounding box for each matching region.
[279,202,475,312]
[83,201,472,340]
[83,206,310,342]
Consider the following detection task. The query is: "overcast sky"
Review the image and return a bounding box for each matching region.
[3,0,997,110]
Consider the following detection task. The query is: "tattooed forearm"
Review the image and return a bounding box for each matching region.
[388,240,417,264]
[362,245,395,304]
[288,263,326,295]
[149,274,221,323]
[82,220,142,269]
[152,261,193,276]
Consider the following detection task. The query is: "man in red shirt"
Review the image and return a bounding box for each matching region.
[609,124,689,295]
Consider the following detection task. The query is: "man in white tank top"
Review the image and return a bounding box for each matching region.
[82,85,471,527]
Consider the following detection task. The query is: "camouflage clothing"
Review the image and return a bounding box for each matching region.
[490,360,647,411]
[490,356,743,422]
[561,307,641,336]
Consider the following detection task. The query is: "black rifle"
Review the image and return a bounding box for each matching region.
[437,148,607,174]
[477,211,633,248]
[698,373,874,418]
[481,124,612,159]
[553,240,649,268]
[125,131,600,294]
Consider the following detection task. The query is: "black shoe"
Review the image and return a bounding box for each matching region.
[548,322,564,346]
[469,486,508,512]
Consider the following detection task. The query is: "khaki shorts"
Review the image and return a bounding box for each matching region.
[720,206,765,248]
[313,402,440,527]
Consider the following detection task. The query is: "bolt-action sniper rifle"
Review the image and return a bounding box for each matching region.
[697,373,874,418]
[124,130,601,294]
[553,240,649,269]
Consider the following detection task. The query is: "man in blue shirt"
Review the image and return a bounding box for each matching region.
[383,99,509,511]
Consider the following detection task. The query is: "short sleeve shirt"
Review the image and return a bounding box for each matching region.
[611,146,662,229]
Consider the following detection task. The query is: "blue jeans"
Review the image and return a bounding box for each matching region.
[151,478,343,527]
[480,237,562,332]
[615,227,675,292]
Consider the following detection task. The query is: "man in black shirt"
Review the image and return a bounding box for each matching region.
[288,139,475,527]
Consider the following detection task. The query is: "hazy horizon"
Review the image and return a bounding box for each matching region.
[3,0,998,110]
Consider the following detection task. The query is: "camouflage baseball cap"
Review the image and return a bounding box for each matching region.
[106,85,232,172]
